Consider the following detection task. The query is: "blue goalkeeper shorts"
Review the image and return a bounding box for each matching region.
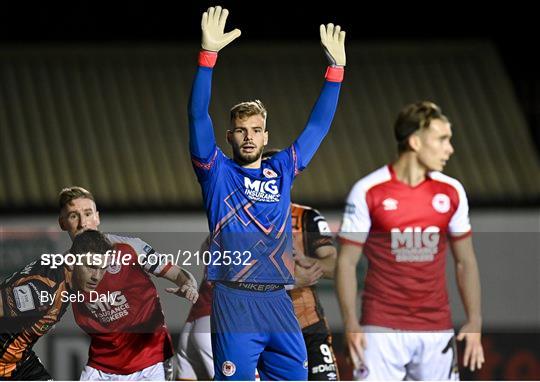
[211,282,308,380]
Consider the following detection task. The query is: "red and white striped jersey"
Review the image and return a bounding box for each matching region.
[72,234,173,374]
[339,165,472,330]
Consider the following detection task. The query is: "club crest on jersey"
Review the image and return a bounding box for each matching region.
[222,361,236,376]
[432,193,451,213]
[382,198,398,211]
[107,263,122,274]
[244,177,281,202]
[263,168,278,178]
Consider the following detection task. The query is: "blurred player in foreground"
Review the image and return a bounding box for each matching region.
[337,101,484,380]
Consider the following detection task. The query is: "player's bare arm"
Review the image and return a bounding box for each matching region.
[293,249,324,288]
[163,265,199,304]
[295,246,337,282]
[336,243,365,368]
[314,245,337,279]
[451,235,485,371]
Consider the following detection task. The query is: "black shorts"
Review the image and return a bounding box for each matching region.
[0,352,52,381]
[303,320,340,381]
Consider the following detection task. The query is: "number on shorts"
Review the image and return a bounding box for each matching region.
[320,344,333,364]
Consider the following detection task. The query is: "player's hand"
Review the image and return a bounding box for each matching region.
[201,6,241,52]
[166,282,199,304]
[294,260,323,288]
[320,23,346,66]
[457,321,484,372]
[294,248,316,268]
[345,321,366,369]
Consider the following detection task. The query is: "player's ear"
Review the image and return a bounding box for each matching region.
[58,216,67,231]
[226,130,233,145]
[263,130,269,146]
[409,134,422,152]
[95,210,101,226]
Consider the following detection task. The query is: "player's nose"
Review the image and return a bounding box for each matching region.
[79,217,88,228]
[91,268,105,281]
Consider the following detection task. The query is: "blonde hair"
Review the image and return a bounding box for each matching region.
[230,100,267,123]
[58,186,94,210]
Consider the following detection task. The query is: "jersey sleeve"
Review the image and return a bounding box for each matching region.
[304,208,335,257]
[338,181,371,246]
[448,180,472,239]
[136,239,174,277]
[188,65,224,183]
[188,66,217,159]
[292,79,342,172]
[191,146,226,184]
[112,236,173,277]
[265,146,301,182]
[1,275,55,319]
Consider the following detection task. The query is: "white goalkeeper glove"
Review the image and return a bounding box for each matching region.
[320,23,346,66]
[201,6,241,52]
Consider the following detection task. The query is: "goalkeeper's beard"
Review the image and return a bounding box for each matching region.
[233,145,264,166]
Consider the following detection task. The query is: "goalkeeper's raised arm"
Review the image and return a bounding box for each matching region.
[188,6,241,162]
[292,23,347,173]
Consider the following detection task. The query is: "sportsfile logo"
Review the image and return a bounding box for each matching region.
[244,177,281,202]
[390,226,440,262]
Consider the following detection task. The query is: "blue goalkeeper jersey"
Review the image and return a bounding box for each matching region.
[189,65,341,284]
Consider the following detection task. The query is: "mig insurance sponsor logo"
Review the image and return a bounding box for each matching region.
[244,177,281,202]
[86,291,130,324]
[390,226,440,262]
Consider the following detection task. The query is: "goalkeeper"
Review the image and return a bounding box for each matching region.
[188,5,346,381]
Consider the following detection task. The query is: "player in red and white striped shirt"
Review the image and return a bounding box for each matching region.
[336,101,484,380]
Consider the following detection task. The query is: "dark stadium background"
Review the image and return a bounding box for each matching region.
[1,0,538,152]
[1,0,539,380]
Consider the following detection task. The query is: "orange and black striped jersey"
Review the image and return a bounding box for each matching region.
[0,260,72,378]
[289,203,334,329]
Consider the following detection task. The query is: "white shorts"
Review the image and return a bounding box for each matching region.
[80,361,165,381]
[175,315,213,380]
[353,326,459,381]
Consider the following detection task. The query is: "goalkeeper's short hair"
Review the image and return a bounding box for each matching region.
[230,100,267,123]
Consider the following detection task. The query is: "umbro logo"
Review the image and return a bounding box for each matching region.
[382,198,398,211]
